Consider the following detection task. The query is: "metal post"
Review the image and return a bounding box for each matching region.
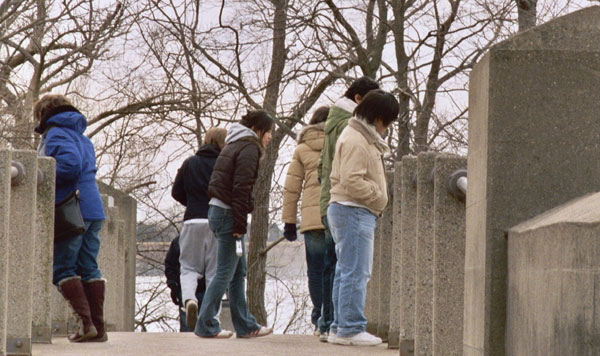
[447,168,467,202]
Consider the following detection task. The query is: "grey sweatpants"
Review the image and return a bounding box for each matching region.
[179,219,217,303]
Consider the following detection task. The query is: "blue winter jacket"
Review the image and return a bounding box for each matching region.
[44,108,105,220]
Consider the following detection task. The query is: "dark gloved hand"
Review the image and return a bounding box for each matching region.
[283,223,297,241]
[170,288,181,306]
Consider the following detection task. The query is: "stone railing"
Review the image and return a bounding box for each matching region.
[365,153,467,356]
[0,149,136,356]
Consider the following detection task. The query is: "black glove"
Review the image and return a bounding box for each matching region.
[169,287,181,306]
[283,223,297,241]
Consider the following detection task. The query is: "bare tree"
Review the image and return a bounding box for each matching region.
[516,0,538,31]
[0,0,129,148]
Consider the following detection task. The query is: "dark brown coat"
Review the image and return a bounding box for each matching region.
[208,137,262,235]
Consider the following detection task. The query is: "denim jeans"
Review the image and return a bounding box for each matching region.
[304,229,325,327]
[194,205,259,337]
[53,220,103,285]
[327,203,377,337]
[318,216,337,333]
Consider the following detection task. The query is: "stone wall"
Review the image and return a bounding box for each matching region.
[0,150,137,356]
[464,6,600,356]
[507,192,600,356]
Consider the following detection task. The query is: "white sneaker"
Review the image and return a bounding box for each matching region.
[185,300,198,330]
[327,331,337,344]
[319,331,328,342]
[334,332,382,346]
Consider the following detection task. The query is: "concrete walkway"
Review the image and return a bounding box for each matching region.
[33,332,397,356]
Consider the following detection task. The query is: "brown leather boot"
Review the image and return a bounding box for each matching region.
[58,277,98,342]
[83,279,108,342]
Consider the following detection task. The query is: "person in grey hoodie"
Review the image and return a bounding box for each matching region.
[194,110,274,339]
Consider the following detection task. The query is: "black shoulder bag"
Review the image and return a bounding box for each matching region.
[54,190,86,242]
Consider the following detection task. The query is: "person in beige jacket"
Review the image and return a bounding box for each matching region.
[281,106,329,334]
[327,89,399,346]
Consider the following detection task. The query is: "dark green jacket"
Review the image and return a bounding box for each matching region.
[317,97,357,217]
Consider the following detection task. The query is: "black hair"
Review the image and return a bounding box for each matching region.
[343,76,380,102]
[309,106,330,125]
[353,89,399,127]
[239,110,275,135]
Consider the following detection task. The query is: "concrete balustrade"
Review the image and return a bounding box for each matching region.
[32,158,55,344]
[387,162,404,349]
[414,152,437,356]
[1,150,11,356]
[7,151,38,356]
[377,172,394,341]
[0,150,137,355]
[97,181,137,331]
[398,156,417,355]
[432,155,466,356]
[366,203,382,335]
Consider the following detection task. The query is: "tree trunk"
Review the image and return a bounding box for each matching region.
[516,0,537,32]
[391,0,412,159]
[247,128,285,325]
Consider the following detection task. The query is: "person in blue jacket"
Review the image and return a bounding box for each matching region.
[34,94,107,343]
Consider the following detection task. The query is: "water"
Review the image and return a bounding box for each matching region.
[136,241,314,334]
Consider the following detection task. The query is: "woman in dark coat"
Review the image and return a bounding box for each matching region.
[194,110,274,339]
[34,94,106,342]
[171,127,226,330]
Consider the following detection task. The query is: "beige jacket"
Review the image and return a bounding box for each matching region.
[329,118,389,216]
[282,123,326,232]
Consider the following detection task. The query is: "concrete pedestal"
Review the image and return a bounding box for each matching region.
[464,7,600,356]
[0,150,12,356]
[399,156,417,356]
[387,162,403,349]
[432,155,466,356]
[32,158,55,344]
[7,151,38,356]
[414,152,437,356]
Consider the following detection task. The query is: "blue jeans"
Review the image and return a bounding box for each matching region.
[319,216,336,333]
[53,220,103,285]
[304,229,325,327]
[194,206,259,337]
[327,203,376,337]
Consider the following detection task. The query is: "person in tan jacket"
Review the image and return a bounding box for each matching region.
[327,89,399,346]
[281,106,329,334]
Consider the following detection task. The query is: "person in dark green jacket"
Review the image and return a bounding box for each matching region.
[316,76,379,341]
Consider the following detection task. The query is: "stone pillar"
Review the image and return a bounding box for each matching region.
[119,195,137,331]
[506,193,600,356]
[50,289,71,337]
[119,196,137,332]
[377,171,394,341]
[399,156,417,356]
[97,197,119,332]
[32,158,55,344]
[388,162,403,349]
[0,150,11,356]
[115,219,126,330]
[464,7,600,356]
[415,152,437,356]
[97,181,137,331]
[6,151,37,356]
[432,155,466,356]
[365,203,382,335]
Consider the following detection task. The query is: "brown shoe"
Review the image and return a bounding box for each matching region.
[59,277,98,342]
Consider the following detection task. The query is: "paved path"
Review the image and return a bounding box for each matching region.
[33,332,398,356]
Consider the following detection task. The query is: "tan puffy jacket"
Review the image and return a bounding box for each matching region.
[282,123,326,232]
[329,118,389,216]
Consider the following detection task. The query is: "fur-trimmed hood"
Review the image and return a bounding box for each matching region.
[297,122,325,151]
